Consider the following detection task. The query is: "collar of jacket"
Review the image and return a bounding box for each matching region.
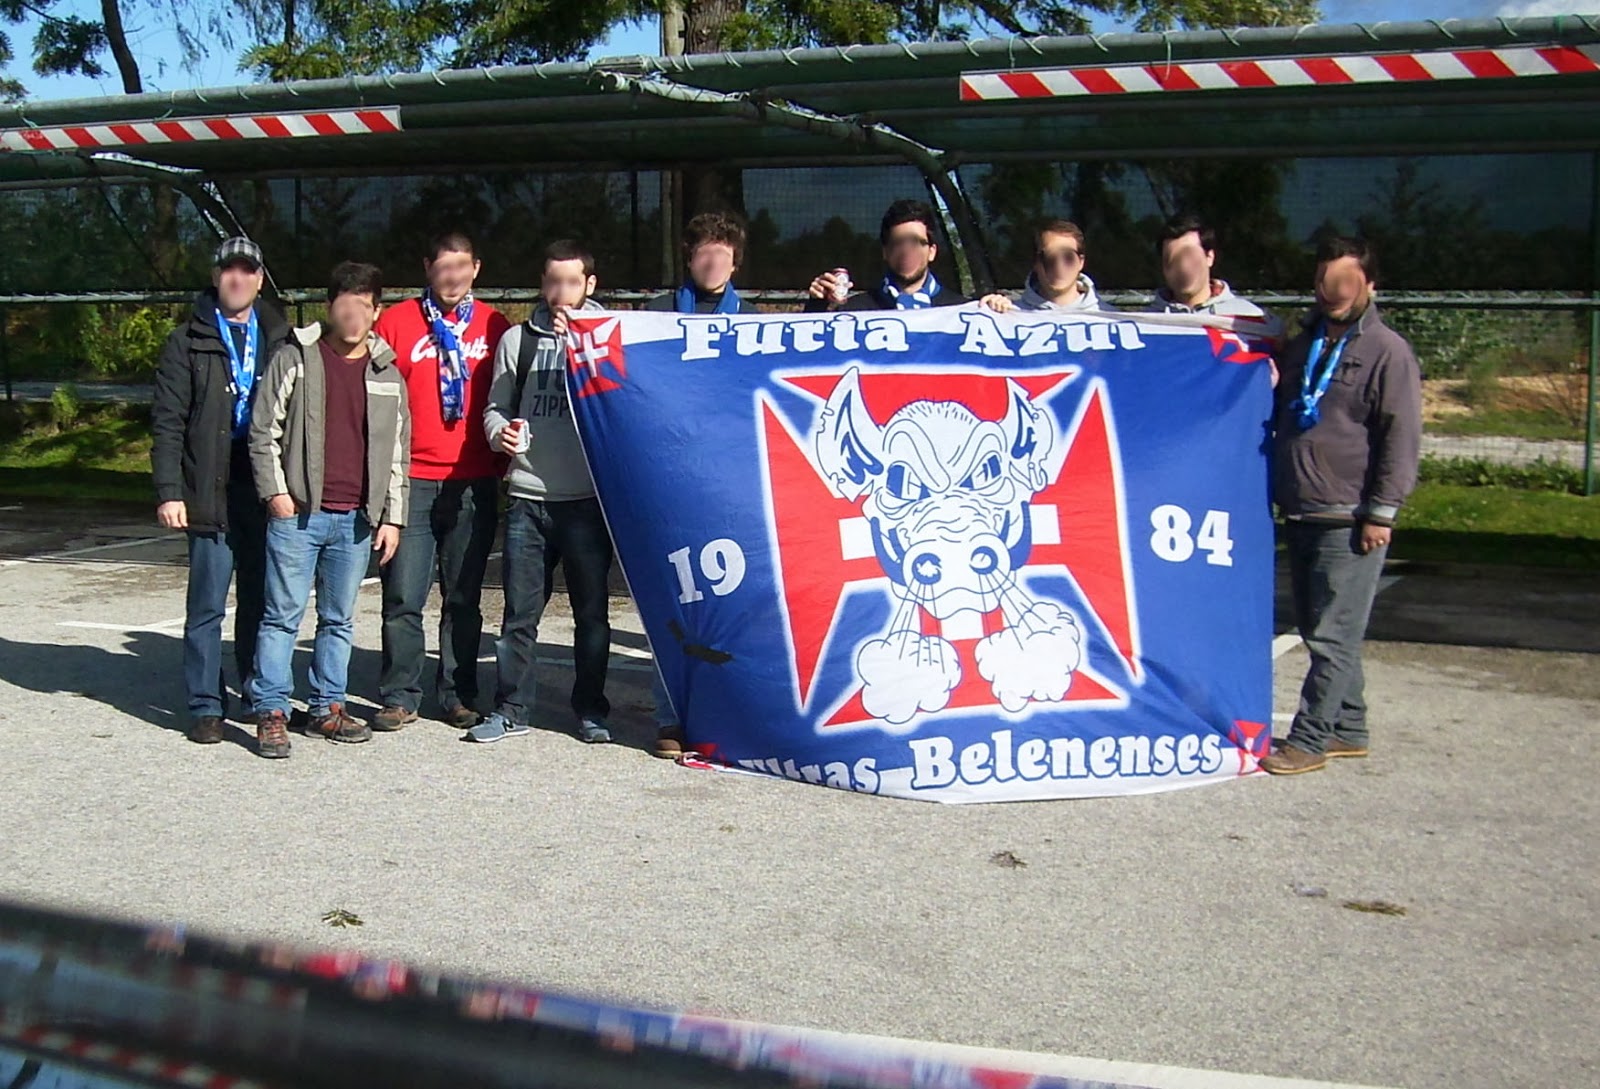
[1156,279,1233,309]
[186,288,289,348]
[1302,300,1381,340]
[293,322,398,370]
[1021,272,1097,310]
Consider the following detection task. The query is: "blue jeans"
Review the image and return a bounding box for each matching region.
[495,497,614,725]
[250,509,371,716]
[183,474,266,718]
[379,477,497,713]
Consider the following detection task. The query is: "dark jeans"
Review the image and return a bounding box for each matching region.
[495,496,614,725]
[379,476,497,714]
[183,476,266,719]
[1285,521,1388,755]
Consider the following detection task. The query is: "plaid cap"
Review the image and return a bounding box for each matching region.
[214,236,264,270]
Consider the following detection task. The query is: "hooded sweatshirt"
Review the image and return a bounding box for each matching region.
[482,300,604,503]
[1148,279,1264,318]
[1014,272,1105,312]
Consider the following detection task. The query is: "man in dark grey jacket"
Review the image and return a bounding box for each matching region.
[475,240,615,745]
[151,237,291,744]
[1263,237,1421,776]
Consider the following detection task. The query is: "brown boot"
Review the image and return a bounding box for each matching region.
[370,705,418,732]
[1326,738,1369,759]
[312,703,372,744]
[188,715,225,745]
[1260,744,1326,776]
[441,703,481,730]
[256,710,292,760]
[653,725,685,760]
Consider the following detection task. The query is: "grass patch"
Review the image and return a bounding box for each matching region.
[0,404,154,503]
[3,408,1597,569]
[1393,483,1600,569]
[1419,455,1585,495]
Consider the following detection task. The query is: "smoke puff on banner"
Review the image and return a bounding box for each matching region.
[565,308,1275,803]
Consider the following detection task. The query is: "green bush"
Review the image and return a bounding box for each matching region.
[8,304,177,381]
[1386,307,1519,381]
[49,383,81,430]
[83,306,172,379]
[1418,455,1585,495]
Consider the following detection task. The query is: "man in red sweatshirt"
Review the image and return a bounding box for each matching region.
[370,231,511,730]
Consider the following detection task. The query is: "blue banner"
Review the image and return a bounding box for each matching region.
[566,308,1275,802]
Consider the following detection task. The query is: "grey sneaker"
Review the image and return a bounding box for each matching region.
[465,713,531,744]
[576,718,612,745]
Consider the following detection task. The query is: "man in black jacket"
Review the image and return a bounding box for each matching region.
[804,200,968,312]
[151,238,291,744]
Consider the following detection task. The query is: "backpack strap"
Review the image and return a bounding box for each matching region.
[511,322,543,418]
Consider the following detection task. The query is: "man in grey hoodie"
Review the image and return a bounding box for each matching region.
[979,220,1105,313]
[1149,215,1269,320]
[1261,237,1421,777]
[473,240,614,745]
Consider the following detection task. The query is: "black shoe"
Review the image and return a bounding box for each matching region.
[188,716,225,745]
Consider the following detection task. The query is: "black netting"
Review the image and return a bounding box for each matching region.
[966,152,1594,294]
[2,152,1589,296]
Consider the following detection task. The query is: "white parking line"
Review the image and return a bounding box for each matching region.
[0,534,172,569]
[59,576,384,634]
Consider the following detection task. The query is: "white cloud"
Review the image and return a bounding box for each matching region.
[1496,1,1599,16]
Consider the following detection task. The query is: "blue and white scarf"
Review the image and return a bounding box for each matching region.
[215,307,259,439]
[674,282,742,314]
[421,289,474,423]
[882,270,941,309]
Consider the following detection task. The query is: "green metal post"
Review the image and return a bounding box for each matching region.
[0,305,10,403]
[1588,150,1600,497]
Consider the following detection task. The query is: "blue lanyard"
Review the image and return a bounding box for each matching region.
[1294,323,1353,431]
[216,307,259,437]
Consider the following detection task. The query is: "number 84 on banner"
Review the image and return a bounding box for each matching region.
[1151,505,1234,567]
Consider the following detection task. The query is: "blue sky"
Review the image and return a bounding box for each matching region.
[2,0,1585,103]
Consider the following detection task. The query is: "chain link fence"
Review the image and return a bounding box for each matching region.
[4,289,1593,495]
[1,151,1596,493]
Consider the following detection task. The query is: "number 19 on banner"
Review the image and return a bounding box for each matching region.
[668,538,747,602]
[1150,505,1234,567]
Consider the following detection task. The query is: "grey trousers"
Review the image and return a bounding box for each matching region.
[1285,521,1389,755]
